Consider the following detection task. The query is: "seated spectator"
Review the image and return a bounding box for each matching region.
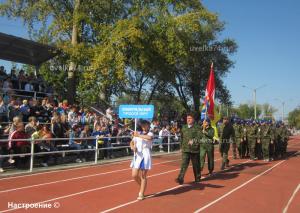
[56,102,66,115]
[8,123,30,169]
[62,100,69,111]
[7,99,21,122]
[25,116,38,136]
[79,124,92,147]
[0,146,4,172]
[79,124,93,160]
[40,98,53,122]
[92,124,112,159]
[32,125,55,167]
[29,99,43,122]
[20,100,30,122]
[51,112,67,145]
[106,107,113,121]
[69,124,85,163]
[68,106,79,127]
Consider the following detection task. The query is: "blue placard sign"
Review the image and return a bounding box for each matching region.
[119,105,154,119]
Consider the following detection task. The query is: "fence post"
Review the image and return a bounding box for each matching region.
[167,134,170,153]
[94,137,99,164]
[29,139,34,172]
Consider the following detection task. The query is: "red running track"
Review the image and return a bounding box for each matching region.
[0,136,300,213]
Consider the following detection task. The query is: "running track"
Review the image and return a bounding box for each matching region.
[1,136,300,213]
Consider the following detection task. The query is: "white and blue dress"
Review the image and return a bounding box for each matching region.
[130,132,153,170]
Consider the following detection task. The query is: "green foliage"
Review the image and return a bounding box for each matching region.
[0,0,237,110]
[232,104,262,119]
[288,107,300,129]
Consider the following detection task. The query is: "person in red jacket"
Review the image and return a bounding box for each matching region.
[8,123,30,169]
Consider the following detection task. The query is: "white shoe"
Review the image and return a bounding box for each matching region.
[137,193,144,201]
[41,163,48,167]
[76,159,82,163]
[8,158,15,164]
[0,168,4,173]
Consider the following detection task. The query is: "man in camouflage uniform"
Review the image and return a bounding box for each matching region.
[176,113,202,184]
[257,120,274,161]
[233,119,243,159]
[240,120,248,158]
[219,117,235,170]
[269,120,277,161]
[247,121,258,160]
[200,119,215,176]
[278,123,289,157]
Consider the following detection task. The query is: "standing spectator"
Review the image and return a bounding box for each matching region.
[159,125,170,152]
[18,70,27,90]
[2,77,12,94]
[10,69,18,89]
[24,81,34,96]
[7,99,21,121]
[0,96,8,122]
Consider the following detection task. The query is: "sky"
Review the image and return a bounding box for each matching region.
[202,0,300,119]
[0,0,300,119]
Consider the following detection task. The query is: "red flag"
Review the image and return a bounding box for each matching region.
[203,63,215,120]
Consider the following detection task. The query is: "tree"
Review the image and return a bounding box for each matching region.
[1,0,237,110]
[261,103,277,119]
[233,103,262,119]
[288,107,300,129]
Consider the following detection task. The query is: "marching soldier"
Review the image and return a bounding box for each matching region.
[233,119,243,159]
[248,121,258,160]
[200,119,215,176]
[219,117,235,170]
[176,113,202,184]
[240,120,248,158]
[257,120,274,161]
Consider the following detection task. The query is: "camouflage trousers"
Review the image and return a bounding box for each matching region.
[178,152,201,181]
[200,144,214,173]
[219,142,230,165]
[261,139,270,160]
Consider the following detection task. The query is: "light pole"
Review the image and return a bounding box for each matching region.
[274,98,287,121]
[242,84,267,119]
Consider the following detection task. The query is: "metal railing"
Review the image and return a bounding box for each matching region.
[0,134,180,173]
[0,88,53,100]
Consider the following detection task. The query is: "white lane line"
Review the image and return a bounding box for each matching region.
[194,157,297,213]
[0,168,182,213]
[0,156,228,212]
[100,185,182,213]
[283,183,300,213]
[0,159,180,194]
[99,159,251,213]
[0,153,181,180]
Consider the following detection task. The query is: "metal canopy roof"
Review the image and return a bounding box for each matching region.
[0,32,58,66]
